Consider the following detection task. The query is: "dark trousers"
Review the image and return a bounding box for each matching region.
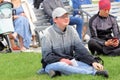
[88,39,104,55]
[88,39,120,56]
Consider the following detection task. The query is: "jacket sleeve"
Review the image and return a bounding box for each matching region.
[41,34,63,64]
[89,15,105,45]
[43,0,53,17]
[72,28,96,65]
[111,16,120,38]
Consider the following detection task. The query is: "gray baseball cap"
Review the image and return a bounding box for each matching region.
[52,7,68,19]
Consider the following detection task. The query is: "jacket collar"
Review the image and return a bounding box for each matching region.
[97,11,109,19]
[53,24,67,35]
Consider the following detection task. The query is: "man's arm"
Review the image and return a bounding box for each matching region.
[89,14,106,45]
[89,15,98,38]
[71,27,96,65]
[43,0,53,17]
[41,33,62,64]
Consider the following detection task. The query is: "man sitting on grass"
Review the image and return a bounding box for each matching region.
[88,0,120,56]
[39,7,109,78]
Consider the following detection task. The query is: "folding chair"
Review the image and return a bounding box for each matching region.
[0,2,14,53]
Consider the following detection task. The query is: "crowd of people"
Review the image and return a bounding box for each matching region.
[1,0,120,79]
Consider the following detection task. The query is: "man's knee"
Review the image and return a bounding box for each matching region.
[70,16,83,24]
[88,39,95,47]
[74,17,83,24]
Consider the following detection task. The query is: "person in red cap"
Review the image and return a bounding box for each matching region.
[88,0,120,56]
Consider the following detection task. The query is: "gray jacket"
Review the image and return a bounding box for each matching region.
[43,0,64,17]
[89,13,120,45]
[41,24,96,67]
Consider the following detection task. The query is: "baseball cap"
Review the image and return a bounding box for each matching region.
[52,7,68,19]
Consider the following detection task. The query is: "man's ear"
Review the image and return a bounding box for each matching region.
[53,18,57,23]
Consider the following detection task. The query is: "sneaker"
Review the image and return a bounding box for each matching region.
[48,70,56,78]
[48,70,61,78]
[32,44,38,48]
[95,70,109,78]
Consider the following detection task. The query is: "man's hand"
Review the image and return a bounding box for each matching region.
[60,58,72,65]
[105,38,119,47]
[92,62,104,71]
[111,38,119,47]
[105,39,113,46]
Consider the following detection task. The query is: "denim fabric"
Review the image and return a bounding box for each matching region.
[69,16,83,39]
[13,6,32,48]
[45,60,97,75]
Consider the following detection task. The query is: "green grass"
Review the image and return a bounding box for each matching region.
[0,52,120,80]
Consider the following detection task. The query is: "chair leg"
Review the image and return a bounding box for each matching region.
[35,30,41,47]
[4,35,12,53]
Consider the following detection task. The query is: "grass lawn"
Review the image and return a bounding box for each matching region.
[0,52,120,80]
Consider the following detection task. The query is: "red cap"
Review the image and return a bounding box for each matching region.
[99,0,111,10]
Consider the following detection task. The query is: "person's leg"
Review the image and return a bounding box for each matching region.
[88,39,104,55]
[69,16,83,39]
[14,16,32,49]
[18,35,26,51]
[8,33,20,50]
[45,61,96,75]
[108,46,120,56]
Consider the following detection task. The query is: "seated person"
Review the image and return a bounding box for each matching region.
[71,0,92,16]
[10,0,32,51]
[39,7,109,78]
[88,0,120,56]
[43,0,83,39]
[71,0,92,41]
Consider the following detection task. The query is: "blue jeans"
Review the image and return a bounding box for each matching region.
[45,60,97,75]
[69,16,83,39]
[50,16,83,39]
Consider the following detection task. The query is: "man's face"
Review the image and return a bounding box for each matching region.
[99,9,110,17]
[54,13,70,28]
